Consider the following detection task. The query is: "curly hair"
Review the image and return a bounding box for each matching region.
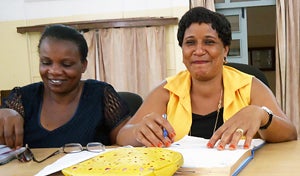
[177,7,232,47]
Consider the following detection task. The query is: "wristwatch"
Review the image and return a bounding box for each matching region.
[260,106,273,130]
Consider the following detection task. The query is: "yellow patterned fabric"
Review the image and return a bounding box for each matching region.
[164,65,253,142]
[62,147,183,176]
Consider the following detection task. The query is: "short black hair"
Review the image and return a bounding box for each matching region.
[38,24,88,62]
[177,7,231,47]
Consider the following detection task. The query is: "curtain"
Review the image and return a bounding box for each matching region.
[276,0,300,138]
[83,27,166,98]
[190,0,215,11]
[82,31,97,80]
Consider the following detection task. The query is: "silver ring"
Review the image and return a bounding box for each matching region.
[235,128,244,135]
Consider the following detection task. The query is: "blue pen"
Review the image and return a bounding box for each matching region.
[162,114,168,138]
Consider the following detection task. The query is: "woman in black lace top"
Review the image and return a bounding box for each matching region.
[0,24,130,148]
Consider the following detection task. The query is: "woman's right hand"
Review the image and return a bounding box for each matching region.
[116,81,173,147]
[126,112,175,147]
[0,108,24,149]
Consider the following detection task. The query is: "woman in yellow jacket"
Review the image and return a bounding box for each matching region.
[117,7,297,150]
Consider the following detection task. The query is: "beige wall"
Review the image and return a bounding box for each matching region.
[0,6,188,90]
[0,20,31,89]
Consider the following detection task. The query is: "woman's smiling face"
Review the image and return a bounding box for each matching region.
[182,23,229,81]
[39,37,87,94]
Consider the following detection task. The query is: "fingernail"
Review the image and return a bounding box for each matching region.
[244,144,249,149]
[217,144,224,150]
[157,142,163,147]
[229,144,236,150]
[207,142,214,148]
[165,141,171,147]
[170,132,176,138]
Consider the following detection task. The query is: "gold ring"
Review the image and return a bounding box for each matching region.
[235,128,244,135]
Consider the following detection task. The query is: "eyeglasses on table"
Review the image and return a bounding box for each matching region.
[16,142,105,163]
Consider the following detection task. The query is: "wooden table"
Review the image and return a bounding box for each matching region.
[1,140,300,176]
[239,140,300,176]
[0,148,64,176]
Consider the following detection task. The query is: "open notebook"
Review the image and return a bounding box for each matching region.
[168,135,265,176]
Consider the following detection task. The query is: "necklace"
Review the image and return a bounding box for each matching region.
[189,88,223,136]
[212,88,223,134]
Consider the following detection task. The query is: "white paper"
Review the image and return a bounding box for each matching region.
[35,149,112,176]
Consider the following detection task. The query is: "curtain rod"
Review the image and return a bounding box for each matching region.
[17,17,178,34]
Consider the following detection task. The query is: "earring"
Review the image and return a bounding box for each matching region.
[223,57,228,64]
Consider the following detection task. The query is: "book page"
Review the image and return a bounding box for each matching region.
[167,136,265,175]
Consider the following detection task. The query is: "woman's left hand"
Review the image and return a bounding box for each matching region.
[207,105,265,150]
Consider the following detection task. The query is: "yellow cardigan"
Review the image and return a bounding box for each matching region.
[164,65,253,141]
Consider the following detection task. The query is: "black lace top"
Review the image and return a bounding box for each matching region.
[1,79,130,148]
